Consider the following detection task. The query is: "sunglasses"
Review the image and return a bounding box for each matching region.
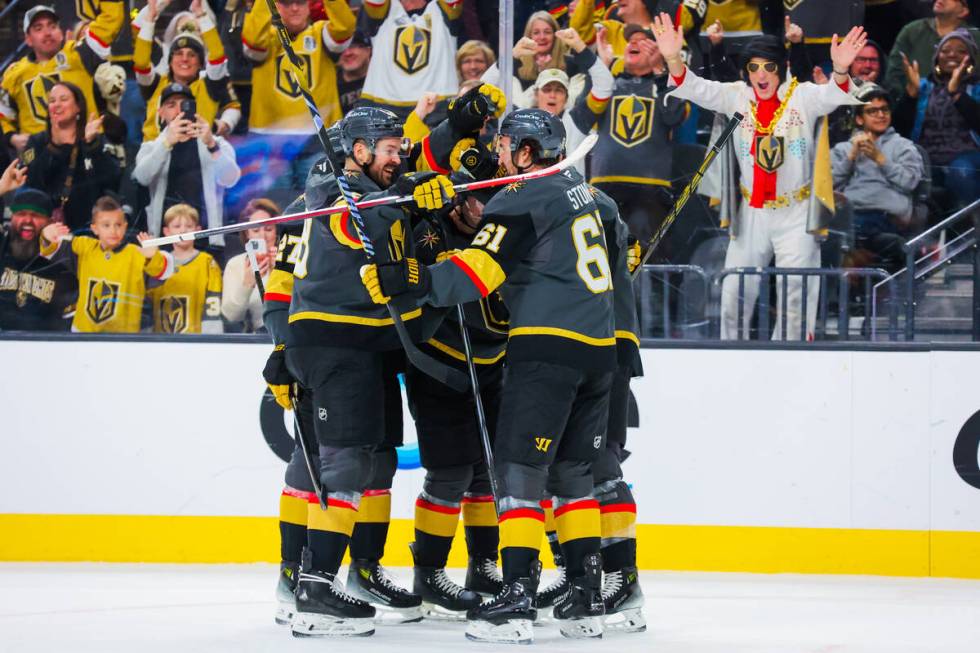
[862,106,890,117]
[746,62,778,73]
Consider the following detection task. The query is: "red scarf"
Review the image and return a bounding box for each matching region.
[749,92,780,209]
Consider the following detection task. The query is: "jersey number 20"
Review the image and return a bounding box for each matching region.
[572,213,611,293]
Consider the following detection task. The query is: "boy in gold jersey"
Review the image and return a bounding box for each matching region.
[39,196,174,333]
[147,204,223,334]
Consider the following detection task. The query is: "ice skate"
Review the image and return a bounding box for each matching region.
[601,566,646,632]
[465,556,504,598]
[553,554,605,639]
[346,558,423,624]
[412,544,481,620]
[465,561,539,644]
[275,561,299,626]
[291,569,376,638]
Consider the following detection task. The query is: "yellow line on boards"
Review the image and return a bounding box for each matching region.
[1,514,977,579]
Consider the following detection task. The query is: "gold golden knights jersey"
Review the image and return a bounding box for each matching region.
[704,0,762,35]
[0,0,124,138]
[571,0,705,56]
[40,235,174,333]
[148,251,223,334]
[241,0,355,134]
[360,0,462,109]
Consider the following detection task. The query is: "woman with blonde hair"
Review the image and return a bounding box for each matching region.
[456,40,496,83]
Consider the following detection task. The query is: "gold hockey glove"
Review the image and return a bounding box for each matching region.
[262,344,294,411]
[626,237,643,274]
[360,259,430,304]
[413,175,456,211]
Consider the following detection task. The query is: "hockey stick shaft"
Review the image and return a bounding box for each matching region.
[141,133,599,248]
[631,112,743,280]
[290,391,328,511]
[263,0,470,393]
[244,241,266,297]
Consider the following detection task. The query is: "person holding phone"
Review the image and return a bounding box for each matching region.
[221,198,281,333]
[133,83,241,259]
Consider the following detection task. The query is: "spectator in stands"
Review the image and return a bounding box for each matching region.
[0,2,124,152]
[147,204,224,334]
[570,0,705,65]
[132,83,240,258]
[338,31,372,114]
[133,0,241,141]
[530,28,614,175]
[512,11,579,90]
[783,0,865,69]
[832,83,925,273]
[22,81,121,232]
[885,0,979,100]
[456,40,495,83]
[895,28,980,211]
[0,185,77,331]
[591,25,687,247]
[222,198,281,333]
[241,0,355,204]
[359,0,462,120]
[704,0,763,41]
[39,196,174,334]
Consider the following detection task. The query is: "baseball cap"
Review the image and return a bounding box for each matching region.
[160,82,194,104]
[10,187,54,218]
[623,24,655,41]
[350,31,371,48]
[534,68,570,91]
[169,33,206,64]
[23,5,58,33]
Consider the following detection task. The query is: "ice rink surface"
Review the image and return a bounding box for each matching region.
[2,563,980,653]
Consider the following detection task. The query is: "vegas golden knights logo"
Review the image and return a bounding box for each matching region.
[86,278,120,324]
[394,26,431,75]
[24,74,59,122]
[76,0,99,20]
[610,95,654,148]
[479,291,510,335]
[534,437,552,453]
[159,296,189,334]
[754,135,785,173]
[783,0,803,10]
[387,220,406,261]
[274,53,314,99]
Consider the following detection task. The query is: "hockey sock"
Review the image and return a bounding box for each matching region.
[279,487,311,564]
[541,498,564,567]
[498,499,545,583]
[413,492,460,567]
[462,493,499,560]
[306,491,359,574]
[350,489,391,561]
[596,480,638,572]
[554,497,601,579]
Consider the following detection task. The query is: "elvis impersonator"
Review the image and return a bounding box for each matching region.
[651,12,867,340]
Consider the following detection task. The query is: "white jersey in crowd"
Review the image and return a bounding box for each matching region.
[361,1,459,107]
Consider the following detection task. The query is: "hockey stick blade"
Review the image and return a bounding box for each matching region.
[140,134,599,248]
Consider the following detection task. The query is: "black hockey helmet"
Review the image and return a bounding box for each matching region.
[338,106,405,156]
[498,108,566,160]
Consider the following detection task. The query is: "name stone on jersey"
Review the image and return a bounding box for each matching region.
[611,95,654,148]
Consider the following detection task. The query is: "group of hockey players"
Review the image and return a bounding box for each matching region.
[253,6,873,643]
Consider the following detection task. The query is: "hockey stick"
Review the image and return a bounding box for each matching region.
[244,240,266,297]
[141,133,599,248]
[630,112,743,280]
[260,0,470,393]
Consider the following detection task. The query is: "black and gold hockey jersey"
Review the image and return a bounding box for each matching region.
[591,71,688,188]
[40,235,173,333]
[414,211,508,368]
[286,168,437,350]
[148,250,223,334]
[264,194,307,346]
[785,0,864,45]
[419,168,616,372]
[0,0,125,137]
[592,186,642,377]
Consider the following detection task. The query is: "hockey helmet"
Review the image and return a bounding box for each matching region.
[497,108,566,160]
[338,106,406,157]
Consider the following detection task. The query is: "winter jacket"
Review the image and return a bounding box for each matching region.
[831,127,924,218]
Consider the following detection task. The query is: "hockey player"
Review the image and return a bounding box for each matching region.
[652,12,866,340]
[360,109,616,643]
[406,180,507,619]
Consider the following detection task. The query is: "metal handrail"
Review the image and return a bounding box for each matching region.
[0,0,27,24]
[905,197,980,249]
[716,266,895,341]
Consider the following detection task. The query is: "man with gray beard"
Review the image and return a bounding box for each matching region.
[0,187,76,331]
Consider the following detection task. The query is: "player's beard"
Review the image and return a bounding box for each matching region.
[368,162,400,189]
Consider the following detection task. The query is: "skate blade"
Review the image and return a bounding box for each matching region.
[371,604,424,625]
[290,612,375,637]
[603,607,647,633]
[559,615,604,639]
[465,618,534,645]
[421,601,469,622]
[275,596,296,626]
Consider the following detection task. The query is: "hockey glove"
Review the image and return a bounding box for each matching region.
[447,83,504,134]
[395,172,456,211]
[451,138,500,180]
[626,236,643,274]
[263,344,294,411]
[360,258,429,304]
